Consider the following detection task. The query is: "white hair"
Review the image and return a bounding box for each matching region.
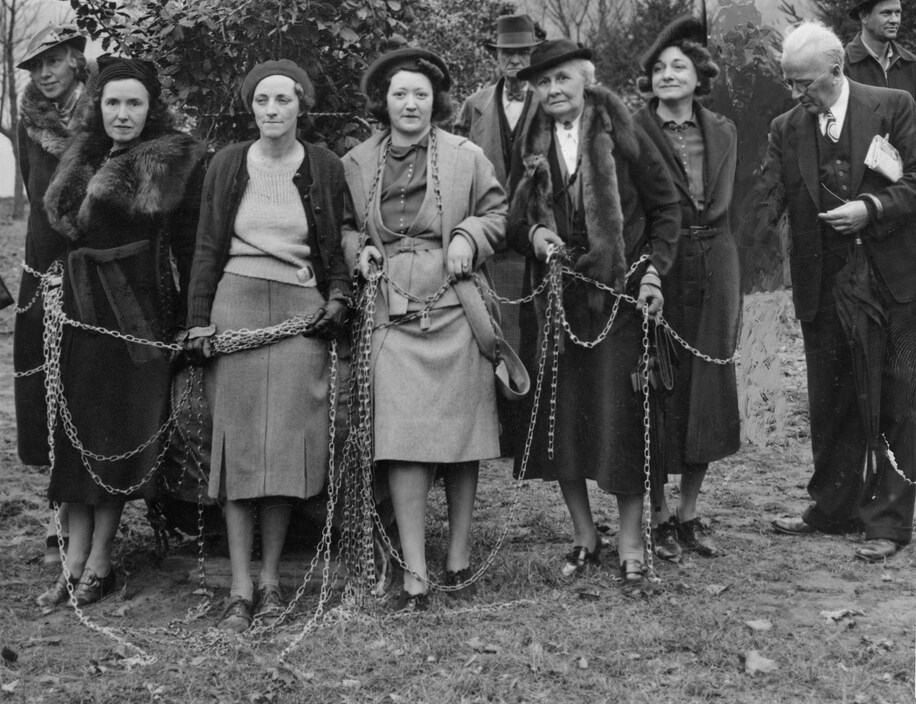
[568,58,597,87]
[781,21,844,69]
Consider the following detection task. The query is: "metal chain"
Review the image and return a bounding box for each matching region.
[639,308,658,583]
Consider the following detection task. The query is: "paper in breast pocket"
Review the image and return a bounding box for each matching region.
[865,133,903,183]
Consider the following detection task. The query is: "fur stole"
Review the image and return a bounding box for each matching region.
[19,71,96,159]
[44,130,204,240]
[509,85,640,301]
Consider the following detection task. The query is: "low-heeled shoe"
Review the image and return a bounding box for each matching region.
[443,566,477,599]
[393,589,430,613]
[652,519,683,562]
[854,538,900,562]
[73,568,117,606]
[254,585,284,623]
[677,516,720,557]
[217,596,253,633]
[36,572,78,607]
[772,516,817,536]
[561,539,601,578]
[619,559,646,586]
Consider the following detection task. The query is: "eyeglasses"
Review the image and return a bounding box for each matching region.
[783,68,831,95]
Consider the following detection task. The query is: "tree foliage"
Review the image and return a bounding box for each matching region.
[403,0,519,107]
[69,0,416,152]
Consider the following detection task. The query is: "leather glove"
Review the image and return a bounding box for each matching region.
[308,299,348,339]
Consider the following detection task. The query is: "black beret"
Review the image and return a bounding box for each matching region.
[240,59,315,112]
[640,15,707,76]
[97,54,161,101]
[361,47,451,95]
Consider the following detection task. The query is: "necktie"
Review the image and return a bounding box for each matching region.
[824,110,839,142]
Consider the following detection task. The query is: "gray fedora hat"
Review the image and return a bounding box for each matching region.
[485,14,541,50]
[16,24,86,70]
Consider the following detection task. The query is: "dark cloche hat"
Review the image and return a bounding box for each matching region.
[97,54,161,101]
[361,47,451,95]
[848,0,880,20]
[485,14,542,50]
[640,15,707,75]
[16,24,87,70]
[516,39,592,82]
[240,59,316,112]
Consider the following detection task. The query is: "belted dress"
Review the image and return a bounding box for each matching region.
[341,128,507,464]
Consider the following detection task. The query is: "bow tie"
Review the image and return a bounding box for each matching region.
[504,85,526,102]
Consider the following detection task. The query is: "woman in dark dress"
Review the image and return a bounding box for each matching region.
[185,60,350,632]
[508,40,680,584]
[38,56,204,607]
[633,16,741,562]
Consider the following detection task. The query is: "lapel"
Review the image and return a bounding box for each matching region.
[788,107,821,209]
[699,106,730,207]
[847,82,883,193]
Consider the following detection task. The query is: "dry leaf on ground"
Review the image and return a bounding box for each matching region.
[743,650,778,675]
[745,619,773,632]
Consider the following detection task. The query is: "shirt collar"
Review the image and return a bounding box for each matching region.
[862,35,895,65]
[822,77,850,125]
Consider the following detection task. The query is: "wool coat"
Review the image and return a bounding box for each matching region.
[633,101,741,469]
[44,126,205,505]
[14,81,93,465]
[507,86,681,494]
[341,128,507,462]
[845,33,916,100]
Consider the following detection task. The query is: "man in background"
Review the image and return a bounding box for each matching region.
[845,0,916,98]
[453,14,541,455]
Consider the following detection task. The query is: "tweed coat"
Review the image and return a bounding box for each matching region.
[633,101,741,467]
[14,81,92,465]
[453,79,538,188]
[845,33,916,100]
[507,86,681,493]
[44,126,205,504]
[341,128,507,461]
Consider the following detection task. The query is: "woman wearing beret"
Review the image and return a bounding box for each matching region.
[185,60,350,632]
[633,16,741,562]
[39,56,205,607]
[508,39,680,584]
[15,24,92,565]
[343,48,507,610]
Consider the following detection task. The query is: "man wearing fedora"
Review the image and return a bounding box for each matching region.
[845,0,916,99]
[453,13,542,456]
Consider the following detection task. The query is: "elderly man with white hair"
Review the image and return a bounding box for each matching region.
[760,21,916,561]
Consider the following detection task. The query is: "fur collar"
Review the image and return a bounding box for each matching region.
[44,130,204,240]
[509,85,640,301]
[19,80,94,159]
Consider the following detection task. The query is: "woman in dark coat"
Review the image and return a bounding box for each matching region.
[632,16,741,562]
[15,25,93,564]
[37,56,204,607]
[15,25,92,467]
[184,60,350,632]
[508,40,680,584]
[344,48,506,610]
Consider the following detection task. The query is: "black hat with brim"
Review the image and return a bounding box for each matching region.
[361,47,451,95]
[640,15,707,76]
[516,39,592,82]
[848,0,879,20]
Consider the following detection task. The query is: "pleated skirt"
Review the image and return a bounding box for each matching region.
[372,304,499,463]
[206,274,330,501]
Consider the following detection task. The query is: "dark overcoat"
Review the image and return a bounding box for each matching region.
[633,101,741,467]
[43,126,204,504]
[14,82,92,465]
[507,86,681,494]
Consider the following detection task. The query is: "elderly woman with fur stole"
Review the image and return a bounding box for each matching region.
[37,56,204,608]
[508,40,680,586]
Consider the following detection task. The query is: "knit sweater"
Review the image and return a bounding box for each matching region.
[225,156,315,285]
